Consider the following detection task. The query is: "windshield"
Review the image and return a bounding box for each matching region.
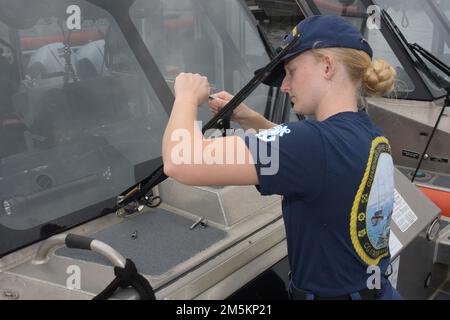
[375,0,450,91]
[376,0,450,60]
[130,0,271,123]
[306,0,450,99]
[0,0,273,256]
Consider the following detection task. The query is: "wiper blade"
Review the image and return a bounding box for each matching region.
[109,32,302,212]
[381,9,450,89]
[410,43,450,86]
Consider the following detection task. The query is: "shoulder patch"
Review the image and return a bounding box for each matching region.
[350,137,394,265]
[255,125,291,142]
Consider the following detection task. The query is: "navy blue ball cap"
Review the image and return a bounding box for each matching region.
[260,15,373,87]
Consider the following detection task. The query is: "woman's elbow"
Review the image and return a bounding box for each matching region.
[164,163,201,186]
[162,147,178,178]
[163,161,178,179]
[163,162,189,184]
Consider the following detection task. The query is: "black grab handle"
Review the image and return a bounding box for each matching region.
[65,234,94,250]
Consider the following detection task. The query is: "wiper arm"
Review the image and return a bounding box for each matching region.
[381,9,450,89]
[409,43,450,86]
[381,9,450,183]
[106,32,302,213]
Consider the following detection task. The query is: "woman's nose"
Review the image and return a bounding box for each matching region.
[280,77,291,93]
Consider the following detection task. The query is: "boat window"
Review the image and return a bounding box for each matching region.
[444,0,450,21]
[0,0,275,257]
[245,0,304,122]
[0,20,17,126]
[130,0,272,125]
[307,0,417,97]
[0,1,170,240]
[245,0,304,48]
[375,0,450,92]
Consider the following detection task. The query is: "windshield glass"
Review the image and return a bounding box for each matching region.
[307,0,450,98]
[0,0,273,256]
[445,1,450,21]
[376,0,450,59]
[130,0,271,123]
[0,0,165,238]
[375,0,450,90]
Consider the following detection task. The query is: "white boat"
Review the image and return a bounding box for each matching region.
[0,0,448,300]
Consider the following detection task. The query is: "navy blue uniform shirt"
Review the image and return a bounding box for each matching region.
[241,111,394,297]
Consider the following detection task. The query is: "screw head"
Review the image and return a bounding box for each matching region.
[3,290,19,300]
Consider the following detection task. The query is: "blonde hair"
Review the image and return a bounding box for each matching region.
[311,48,397,97]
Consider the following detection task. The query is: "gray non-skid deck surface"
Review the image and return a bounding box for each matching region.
[56,208,227,276]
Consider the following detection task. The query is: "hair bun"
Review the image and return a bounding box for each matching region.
[363,59,397,97]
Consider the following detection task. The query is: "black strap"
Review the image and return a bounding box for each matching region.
[290,286,381,300]
[93,259,156,300]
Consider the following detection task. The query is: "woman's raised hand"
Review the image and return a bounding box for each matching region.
[208,91,253,123]
[174,73,210,106]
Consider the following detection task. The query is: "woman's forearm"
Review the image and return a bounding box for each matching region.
[162,98,198,166]
[237,109,277,131]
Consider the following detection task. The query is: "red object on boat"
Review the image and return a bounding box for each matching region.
[1,118,24,126]
[419,186,450,218]
[164,17,194,29]
[313,0,358,13]
[20,32,104,51]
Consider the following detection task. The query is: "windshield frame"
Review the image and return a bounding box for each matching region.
[296,0,448,101]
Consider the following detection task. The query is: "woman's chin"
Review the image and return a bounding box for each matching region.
[293,104,315,117]
[292,104,304,115]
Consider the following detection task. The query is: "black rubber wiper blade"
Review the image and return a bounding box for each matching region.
[111,32,302,211]
[381,9,450,89]
[410,43,450,87]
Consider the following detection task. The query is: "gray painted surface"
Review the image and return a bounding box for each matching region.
[56,208,226,276]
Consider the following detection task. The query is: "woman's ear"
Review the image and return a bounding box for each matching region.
[323,55,336,80]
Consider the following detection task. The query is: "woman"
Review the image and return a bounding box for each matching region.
[162,15,401,300]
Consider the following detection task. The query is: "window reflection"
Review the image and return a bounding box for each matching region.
[310,0,417,95]
[130,0,273,123]
[375,0,450,88]
[0,0,278,232]
[0,1,166,230]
